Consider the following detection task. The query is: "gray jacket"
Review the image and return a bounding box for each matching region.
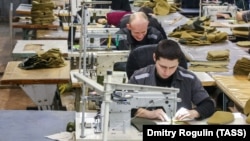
[128,64,210,111]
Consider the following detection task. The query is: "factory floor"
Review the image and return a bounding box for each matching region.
[0,21,75,111]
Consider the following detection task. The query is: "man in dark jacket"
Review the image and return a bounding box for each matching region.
[118,6,167,39]
[115,12,164,50]
[126,44,187,79]
[129,39,215,121]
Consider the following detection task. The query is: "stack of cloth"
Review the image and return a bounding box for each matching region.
[31,0,55,25]
[244,98,250,124]
[18,48,65,70]
[233,56,250,75]
[189,49,229,72]
[133,0,181,15]
[169,16,228,46]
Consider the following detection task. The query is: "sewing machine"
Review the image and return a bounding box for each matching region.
[73,71,180,141]
[202,5,237,21]
[69,49,129,73]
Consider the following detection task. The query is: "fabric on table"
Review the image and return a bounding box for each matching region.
[207,111,234,125]
[18,48,65,70]
[207,49,230,61]
[233,57,250,75]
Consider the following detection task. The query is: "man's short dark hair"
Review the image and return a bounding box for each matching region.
[155,39,182,62]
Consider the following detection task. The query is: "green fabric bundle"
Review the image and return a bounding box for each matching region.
[233,57,250,75]
[169,16,228,46]
[18,48,65,70]
[207,49,230,61]
[31,0,55,25]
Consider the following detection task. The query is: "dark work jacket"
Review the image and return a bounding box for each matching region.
[118,14,167,39]
[129,65,215,120]
[115,27,164,50]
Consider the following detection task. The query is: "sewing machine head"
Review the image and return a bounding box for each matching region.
[74,72,180,135]
[106,89,181,132]
[202,5,237,21]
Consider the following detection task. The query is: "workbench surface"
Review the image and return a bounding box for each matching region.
[0,61,70,85]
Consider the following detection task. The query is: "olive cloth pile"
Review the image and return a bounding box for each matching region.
[31,0,55,25]
[169,16,228,46]
[233,56,250,75]
[133,0,181,15]
[206,49,230,61]
[187,49,230,72]
[18,48,65,70]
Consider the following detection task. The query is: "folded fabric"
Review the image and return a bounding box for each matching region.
[207,49,230,61]
[206,32,228,43]
[233,57,250,75]
[236,41,250,47]
[207,111,234,125]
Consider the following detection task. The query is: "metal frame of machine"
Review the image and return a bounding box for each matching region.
[73,71,180,141]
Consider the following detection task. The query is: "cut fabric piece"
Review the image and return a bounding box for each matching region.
[207,111,234,125]
[236,41,250,47]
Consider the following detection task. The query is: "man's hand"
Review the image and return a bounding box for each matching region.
[136,108,169,121]
[174,107,199,121]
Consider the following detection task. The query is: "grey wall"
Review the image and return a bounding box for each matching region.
[0,0,29,22]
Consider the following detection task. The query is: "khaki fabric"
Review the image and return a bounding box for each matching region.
[207,49,230,61]
[207,111,234,125]
[236,41,250,47]
[153,0,170,15]
[233,57,250,75]
[232,27,249,37]
[31,0,55,25]
[246,115,250,124]
[189,61,229,72]
[169,16,227,46]
[18,48,65,70]
[244,98,250,115]
[243,82,250,125]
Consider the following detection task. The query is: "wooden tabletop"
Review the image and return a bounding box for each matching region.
[0,61,70,85]
[193,71,216,86]
[212,75,250,109]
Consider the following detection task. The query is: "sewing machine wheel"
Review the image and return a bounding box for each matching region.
[66,121,75,132]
